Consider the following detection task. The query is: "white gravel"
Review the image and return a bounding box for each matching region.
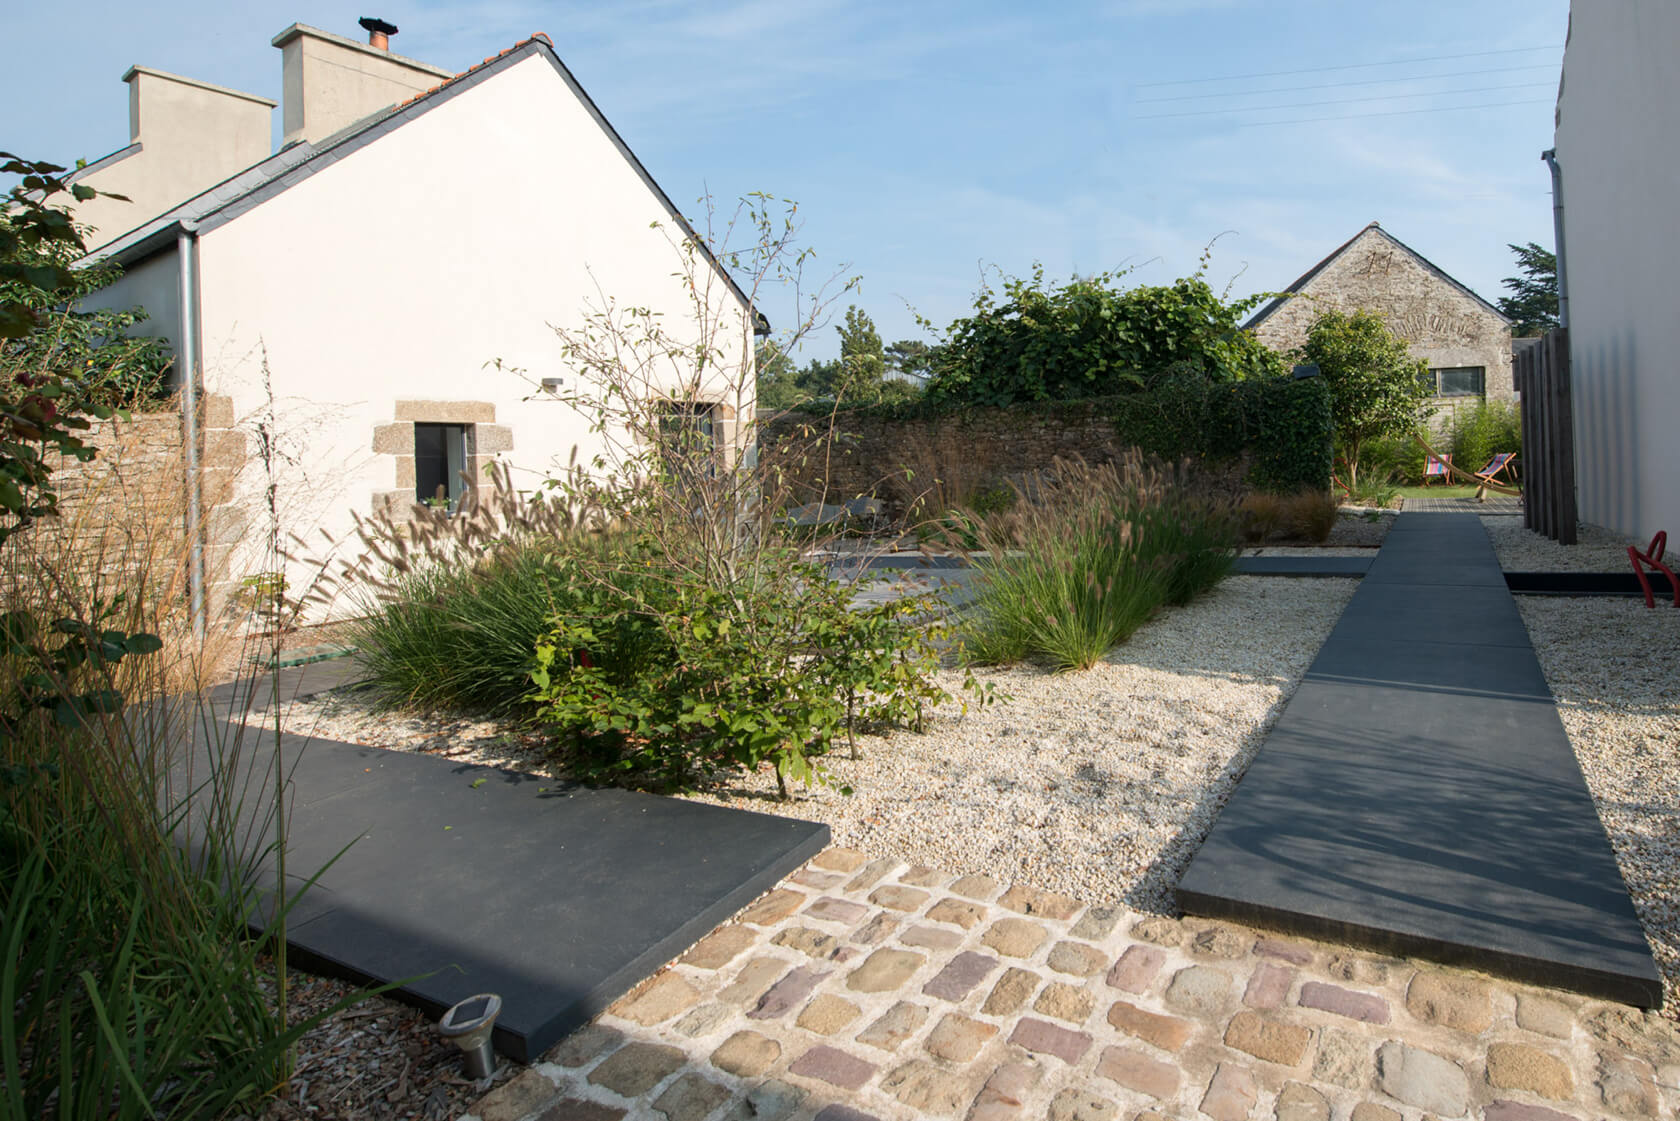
[249,512,1680,1018]
[1483,514,1643,571]
[1517,594,1680,1016]
[680,574,1357,914]
[255,576,1358,917]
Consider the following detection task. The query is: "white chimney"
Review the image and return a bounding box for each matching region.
[67,68,275,249]
[271,22,454,147]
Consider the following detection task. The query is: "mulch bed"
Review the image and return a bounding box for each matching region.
[247,958,521,1121]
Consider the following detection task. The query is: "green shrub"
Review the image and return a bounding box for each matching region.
[314,463,612,716]
[1448,400,1522,480]
[962,454,1238,670]
[530,542,950,793]
[1361,428,1430,485]
[1343,473,1400,508]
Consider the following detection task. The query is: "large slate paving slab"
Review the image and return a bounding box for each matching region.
[1179,512,1661,1006]
[1234,555,1374,577]
[1331,584,1534,648]
[173,725,828,1062]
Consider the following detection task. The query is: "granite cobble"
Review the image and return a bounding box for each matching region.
[466,847,1680,1121]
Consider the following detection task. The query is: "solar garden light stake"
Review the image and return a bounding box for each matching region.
[438,993,502,1078]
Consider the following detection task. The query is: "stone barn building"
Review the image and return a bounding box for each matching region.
[1245,223,1514,429]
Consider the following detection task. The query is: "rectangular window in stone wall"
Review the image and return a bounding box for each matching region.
[415,422,470,511]
[1425,366,1485,398]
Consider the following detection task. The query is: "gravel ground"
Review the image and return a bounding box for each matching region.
[1487,515,1680,1016]
[679,577,1356,913]
[1517,594,1680,1017]
[1484,513,1643,571]
[262,576,1358,916]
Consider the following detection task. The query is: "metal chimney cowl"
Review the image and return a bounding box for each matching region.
[358,16,399,50]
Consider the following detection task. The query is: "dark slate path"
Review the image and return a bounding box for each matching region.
[174,715,827,1062]
[1233,555,1375,577]
[1178,512,1662,1006]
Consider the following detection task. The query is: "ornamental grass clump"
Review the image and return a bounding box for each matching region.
[0,431,374,1120]
[962,452,1238,670]
[1282,489,1339,543]
[308,461,609,716]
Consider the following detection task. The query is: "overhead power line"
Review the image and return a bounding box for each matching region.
[1218,98,1554,128]
[1131,82,1556,120]
[1133,64,1559,104]
[1134,45,1561,89]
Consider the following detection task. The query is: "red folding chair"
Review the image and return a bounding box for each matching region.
[1629,531,1678,609]
[1422,453,1452,487]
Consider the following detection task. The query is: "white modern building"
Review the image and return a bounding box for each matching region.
[73,22,759,618]
[1550,2,1680,542]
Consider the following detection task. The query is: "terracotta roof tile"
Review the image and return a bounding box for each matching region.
[394,34,552,111]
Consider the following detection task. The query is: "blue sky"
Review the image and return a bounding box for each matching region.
[8,0,1570,360]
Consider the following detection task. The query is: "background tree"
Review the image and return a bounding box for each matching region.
[1495,241,1559,337]
[836,305,884,385]
[758,306,921,407]
[1297,308,1430,490]
[754,338,800,408]
[885,338,937,384]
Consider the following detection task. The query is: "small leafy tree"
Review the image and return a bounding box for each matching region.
[515,195,984,793]
[1495,242,1559,337]
[1297,309,1430,490]
[0,153,159,546]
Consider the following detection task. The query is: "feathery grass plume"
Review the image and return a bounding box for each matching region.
[884,416,1011,526]
[290,459,610,716]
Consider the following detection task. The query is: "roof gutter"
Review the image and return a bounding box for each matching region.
[1541,149,1570,329]
[175,223,206,642]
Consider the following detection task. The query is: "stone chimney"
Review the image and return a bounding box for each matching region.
[272,22,453,147]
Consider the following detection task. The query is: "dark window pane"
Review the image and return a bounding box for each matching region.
[1436,366,1485,397]
[415,423,467,507]
[415,423,448,503]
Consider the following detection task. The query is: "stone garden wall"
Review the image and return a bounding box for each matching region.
[759,402,1124,517]
[35,394,249,616]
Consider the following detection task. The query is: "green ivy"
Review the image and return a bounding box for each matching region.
[1105,370,1331,492]
[919,265,1285,409]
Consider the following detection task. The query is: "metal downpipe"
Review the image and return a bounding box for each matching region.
[1542,148,1570,329]
[176,227,205,642]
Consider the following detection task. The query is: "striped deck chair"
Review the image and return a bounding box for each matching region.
[1422,452,1452,487]
[1472,453,1518,500]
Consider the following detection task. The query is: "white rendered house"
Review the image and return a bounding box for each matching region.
[76,23,760,621]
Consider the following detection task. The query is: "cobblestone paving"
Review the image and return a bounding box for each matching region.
[463,849,1680,1121]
